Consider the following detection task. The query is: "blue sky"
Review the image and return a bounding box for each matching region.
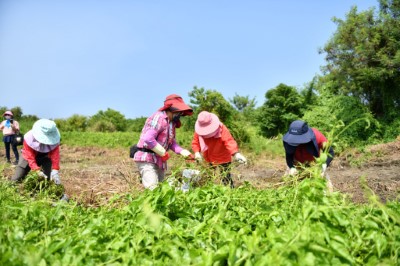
[0,0,378,119]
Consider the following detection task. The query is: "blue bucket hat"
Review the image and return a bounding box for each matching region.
[283,120,316,146]
[32,119,61,145]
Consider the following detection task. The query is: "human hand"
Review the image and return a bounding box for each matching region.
[285,167,298,176]
[51,170,61,185]
[234,152,247,164]
[180,149,192,158]
[161,152,170,162]
[37,170,48,180]
[194,152,203,162]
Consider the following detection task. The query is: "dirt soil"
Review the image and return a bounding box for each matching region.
[1,139,399,206]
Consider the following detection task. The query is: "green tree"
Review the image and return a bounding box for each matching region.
[259,83,303,138]
[320,1,400,120]
[127,117,147,132]
[55,115,88,132]
[303,94,381,147]
[187,86,250,144]
[230,93,256,112]
[88,108,127,132]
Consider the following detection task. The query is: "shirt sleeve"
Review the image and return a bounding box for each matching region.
[283,141,296,168]
[220,125,239,155]
[48,145,60,170]
[191,133,201,153]
[169,139,183,154]
[142,128,159,149]
[0,121,4,130]
[13,121,20,132]
[22,141,40,170]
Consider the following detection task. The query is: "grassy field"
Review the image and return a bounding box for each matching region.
[1,160,400,265]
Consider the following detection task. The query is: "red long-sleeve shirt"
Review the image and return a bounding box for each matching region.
[192,124,238,165]
[22,141,60,171]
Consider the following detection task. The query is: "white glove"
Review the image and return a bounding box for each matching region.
[180,149,191,158]
[37,171,47,179]
[285,167,298,176]
[51,170,61,185]
[151,143,166,156]
[234,153,247,164]
[321,163,327,178]
[194,152,203,162]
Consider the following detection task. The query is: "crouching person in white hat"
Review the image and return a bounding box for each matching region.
[11,119,64,190]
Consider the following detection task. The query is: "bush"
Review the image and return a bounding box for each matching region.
[303,95,382,147]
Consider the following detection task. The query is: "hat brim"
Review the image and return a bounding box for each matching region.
[283,128,314,146]
[159,102,193,116]
[195,113,220,136]
[32,127,60,145]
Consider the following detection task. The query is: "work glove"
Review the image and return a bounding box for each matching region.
[285,167,298,176]
[151,143,167,156]
[321,163,327,178]
[194,152,203,162]
[51,170,61,185]
[180,149,192,158]
[37,170,48,180]
[234,152,247,164]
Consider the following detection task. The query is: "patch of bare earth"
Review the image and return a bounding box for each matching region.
[1,139,399,205]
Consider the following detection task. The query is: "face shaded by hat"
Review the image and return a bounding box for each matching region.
[283,120,315,146]
[159,94,193,116]
[32,119,61,145]
[3,111,13,117]
[195,111,221,136]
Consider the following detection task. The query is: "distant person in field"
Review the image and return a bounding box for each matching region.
[133,94,194,190]
[0,111,20,165]
[11,119,62,186]
[282,120,334,189]
[191,111,247,188]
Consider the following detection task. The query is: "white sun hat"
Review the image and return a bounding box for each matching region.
[32,119,61,145]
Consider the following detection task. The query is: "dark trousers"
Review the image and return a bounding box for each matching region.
[11,155,52,182]
[213,162,234,188]
[4,139,19,162]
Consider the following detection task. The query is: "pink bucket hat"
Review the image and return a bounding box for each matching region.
[195,111,221,136]
[3,111,13,117]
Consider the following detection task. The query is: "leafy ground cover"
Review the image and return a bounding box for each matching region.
[1,137,399,265]
[1,175,399,265]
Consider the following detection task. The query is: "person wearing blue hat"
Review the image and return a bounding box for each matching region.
[11,119,62,184]
[282,120,334,190]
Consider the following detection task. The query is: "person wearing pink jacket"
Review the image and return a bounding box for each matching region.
[133,94,193,190]
[0,111,20,165]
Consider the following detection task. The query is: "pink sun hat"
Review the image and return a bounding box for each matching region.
[195,111,221,136]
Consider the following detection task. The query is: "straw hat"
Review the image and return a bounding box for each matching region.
[32,119,61,145]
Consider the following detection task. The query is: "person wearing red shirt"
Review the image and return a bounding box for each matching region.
[11,119,62,185]
[192,111,247,188]
[283,120,334,190]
